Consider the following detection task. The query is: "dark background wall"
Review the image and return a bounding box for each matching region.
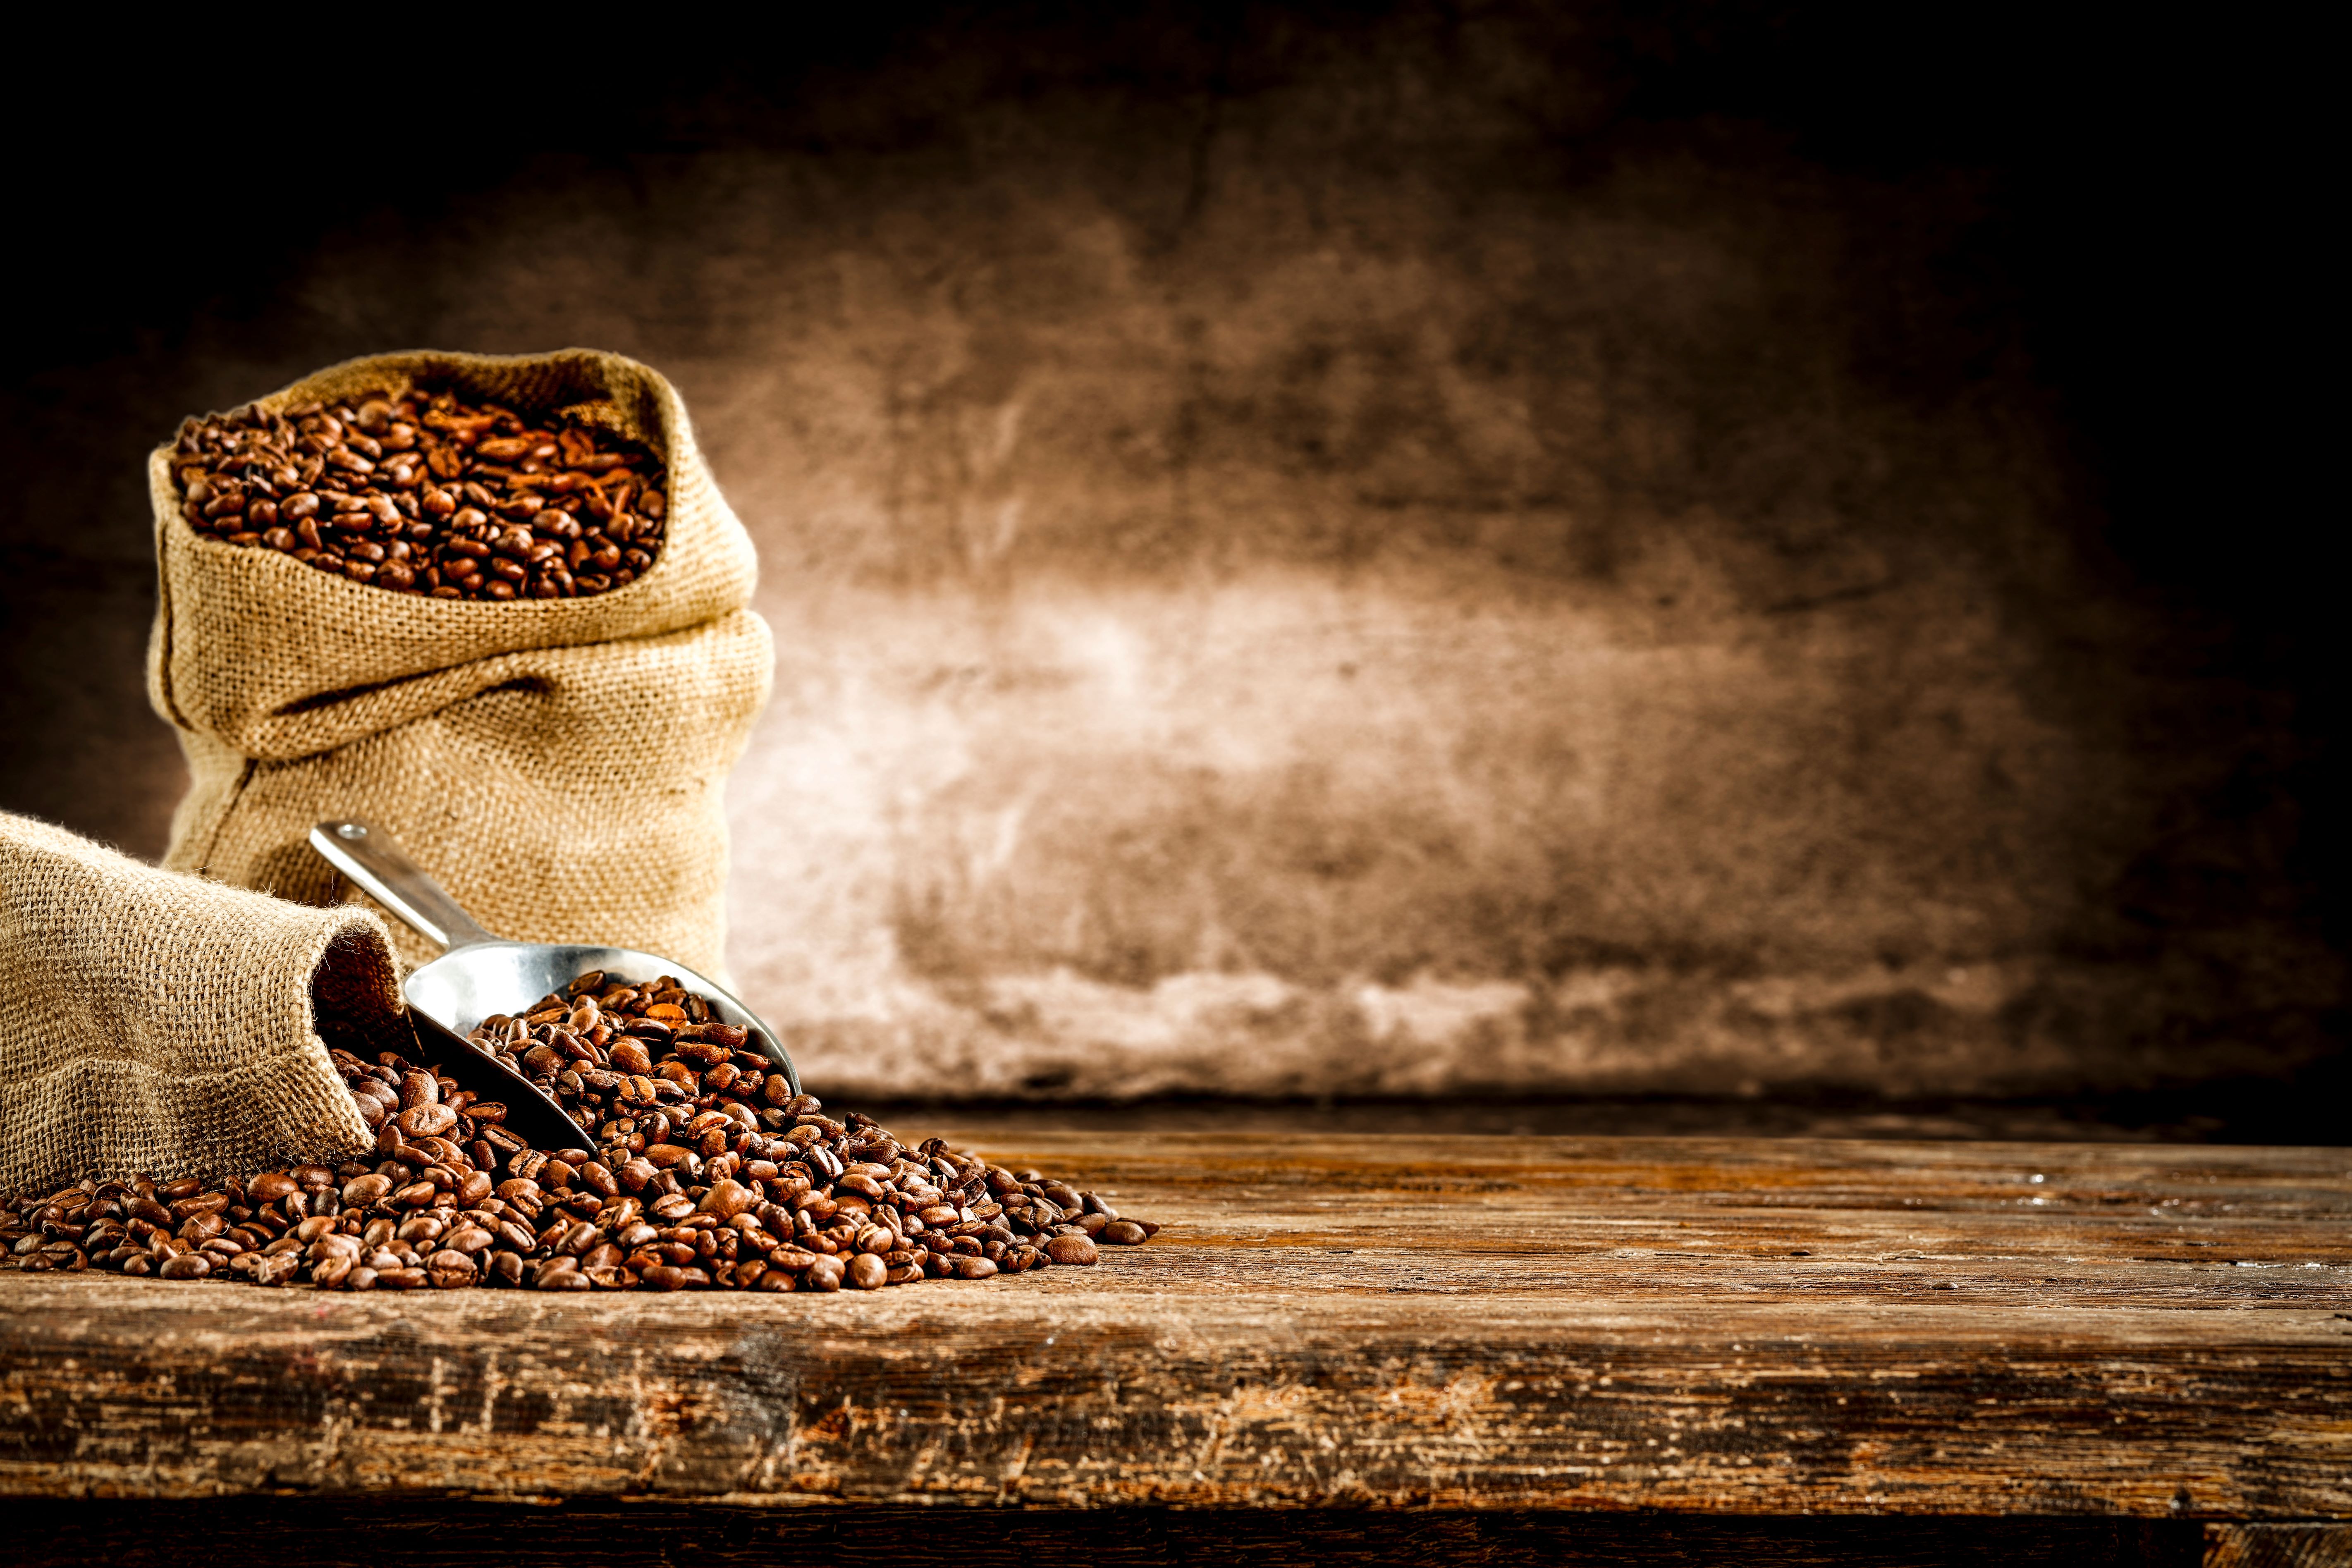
[2,5,2336,1106]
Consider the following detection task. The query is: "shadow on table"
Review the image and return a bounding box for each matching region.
[2,1499,2228,1567]
[858,1064,2352,1147]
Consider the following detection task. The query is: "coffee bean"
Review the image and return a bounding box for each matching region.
[248,1171,299,1203]
[395,1215,445,1246]
[167,387,665,601]
[397,1103,458,1138]
[1045,1234,1100,1266]
[698,1178,756,1220]
[5,976,1159,1298]
[426,1250,477,1288]
[249,1252,301,1286]
[339,1171,388,1213]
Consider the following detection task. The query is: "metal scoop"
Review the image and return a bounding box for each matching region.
[308,819,800,1147]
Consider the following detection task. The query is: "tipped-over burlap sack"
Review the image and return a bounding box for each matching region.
[0,812,402,1194]
[148,349,772,974]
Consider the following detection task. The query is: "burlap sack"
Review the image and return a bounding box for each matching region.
[148,349,772,974]
[0,812,401,1193]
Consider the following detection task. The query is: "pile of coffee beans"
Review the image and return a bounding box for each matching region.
[0,972,1156,1291]
[168,385,666,600]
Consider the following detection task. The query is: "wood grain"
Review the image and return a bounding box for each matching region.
[3,1133,2347,1519]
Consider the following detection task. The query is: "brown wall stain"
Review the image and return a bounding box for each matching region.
[0,12,2333,1097]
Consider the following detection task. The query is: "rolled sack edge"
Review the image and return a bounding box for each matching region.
[0,813,402,1191]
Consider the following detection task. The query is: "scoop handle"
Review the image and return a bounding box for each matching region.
[307,819,500,951]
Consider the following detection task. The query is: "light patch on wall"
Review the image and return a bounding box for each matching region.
[98,41,2328,1097]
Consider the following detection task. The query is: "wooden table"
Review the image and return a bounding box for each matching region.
[4,1130,2348,1565]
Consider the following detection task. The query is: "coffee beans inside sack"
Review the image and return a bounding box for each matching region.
[148,350,770,975]
[169,385,667,601]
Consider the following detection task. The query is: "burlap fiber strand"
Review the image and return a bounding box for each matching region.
[0,812,402,1193]
[148,349,772,974]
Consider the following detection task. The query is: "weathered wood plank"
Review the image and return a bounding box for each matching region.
[3,1134,2346,1517]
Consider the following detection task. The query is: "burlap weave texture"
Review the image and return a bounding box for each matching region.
[0,812,398,1193]
[148,349,772,973]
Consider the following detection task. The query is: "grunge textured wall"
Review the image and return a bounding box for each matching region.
[1,6,2336,1100]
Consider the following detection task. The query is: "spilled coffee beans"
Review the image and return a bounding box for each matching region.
[463,968,1157,1288]
[0,970,1158,1292]
[168,385,666,600]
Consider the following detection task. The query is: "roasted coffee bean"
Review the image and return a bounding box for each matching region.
[1045,1234,1101,1266]
[167,385,665,600]
[248,1171,300,1203]
[426,1250,477,1288]
[339,1174,392,1211]
[396,1102,459,1138]
[247,1252,302,1287]
[6,978,1158,1296]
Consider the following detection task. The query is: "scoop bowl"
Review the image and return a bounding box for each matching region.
[307,818,801,1114]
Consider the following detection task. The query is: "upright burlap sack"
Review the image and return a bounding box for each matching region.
[149,350,772,974]
[0,813,401,1193]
